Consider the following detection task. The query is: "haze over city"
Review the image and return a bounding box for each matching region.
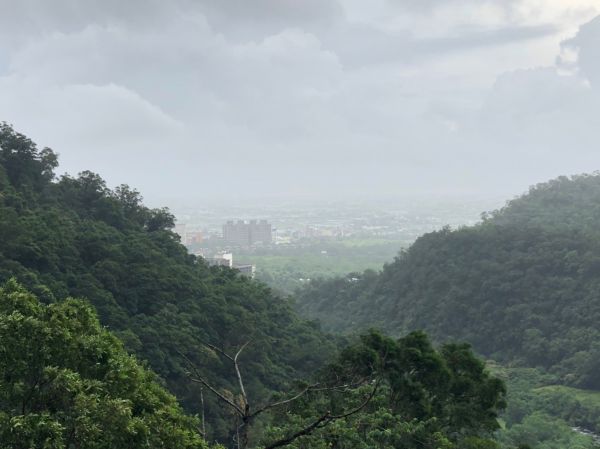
[1,0,599,205]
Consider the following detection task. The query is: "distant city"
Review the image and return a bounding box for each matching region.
[172,196,507,281]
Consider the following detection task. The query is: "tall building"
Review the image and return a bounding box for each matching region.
[222,219,272,246]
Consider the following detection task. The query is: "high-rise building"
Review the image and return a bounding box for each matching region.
[222,220,272,246]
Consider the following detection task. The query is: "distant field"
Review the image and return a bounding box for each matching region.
[336,238,411,248]
[235,237,407,293]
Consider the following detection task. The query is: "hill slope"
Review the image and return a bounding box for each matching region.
[0,123,336,440]
[296,174,600,389]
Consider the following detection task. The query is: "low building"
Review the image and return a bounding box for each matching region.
[186,231,203,245]
[205,252,233,268]
[234,264,256,278]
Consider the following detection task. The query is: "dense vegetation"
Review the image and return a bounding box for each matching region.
[0,123,337,441]
[0,279,207,449]
[263,330,506,449]
[296,174,600,388]
[0,123,558,448]
[294,174,600,446]
[494,365,600,447]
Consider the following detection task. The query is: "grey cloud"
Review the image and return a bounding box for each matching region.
[197,0,343,40]
[0,0,178,43]
[323,22,558,68]
[447,16,600,192]
[0,1,599,202]
[562,15,600,86]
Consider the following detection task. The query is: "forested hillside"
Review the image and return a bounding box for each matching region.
[296,174,600,389]
[0,123,337,440]
[0,123,570,449]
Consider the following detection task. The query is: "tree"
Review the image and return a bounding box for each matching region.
[182,331,505,449]
[0,279,209,449]
[262,331,506,449]
[182,341,382,449]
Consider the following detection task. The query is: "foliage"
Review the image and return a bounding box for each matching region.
[295,173,600,389]
[489,365,600,449]
[0,279,208,449]
[0,123,337,442]
[0,123,547,448]
[262,330,506,449]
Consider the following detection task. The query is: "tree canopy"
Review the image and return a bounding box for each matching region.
[0,279,208,449]
[263,330,506,449]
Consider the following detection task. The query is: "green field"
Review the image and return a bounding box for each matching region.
[235,237,408,293]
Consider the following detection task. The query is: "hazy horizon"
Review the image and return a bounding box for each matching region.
[2,0,600,207]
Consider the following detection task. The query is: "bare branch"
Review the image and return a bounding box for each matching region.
[263,376,382,449]
[234,341,251,361]
[263,413,333,449]
[233,341,251,406]
[329,377,381,420]
[177,350,244,416]
[198,341,251,410]
[311,377,370,392]
[201,341,234,362]
[188,377,244,416]
[250,383,319,418]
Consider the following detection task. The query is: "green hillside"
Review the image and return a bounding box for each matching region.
[1,123,582,448]
[295,174,600,389]
[0,123,337,441]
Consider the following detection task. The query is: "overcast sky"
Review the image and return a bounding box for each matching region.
[1,0,599,205]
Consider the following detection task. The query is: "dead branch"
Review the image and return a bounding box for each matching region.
[180,341,382,449]
[178,349,244,415]
[263,377,381,449]
[188,376,244,416]
[250,383,319,418]
[263,414,332,449]
[202,341,235,362]
[234,341,251,407]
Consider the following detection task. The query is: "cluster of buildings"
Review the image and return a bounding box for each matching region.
[175,219,276,279]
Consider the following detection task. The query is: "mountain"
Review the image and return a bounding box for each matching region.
[0,123,337,440]
[295,174,600,389]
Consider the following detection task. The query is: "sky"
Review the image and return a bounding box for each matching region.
[1,0,599,205]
